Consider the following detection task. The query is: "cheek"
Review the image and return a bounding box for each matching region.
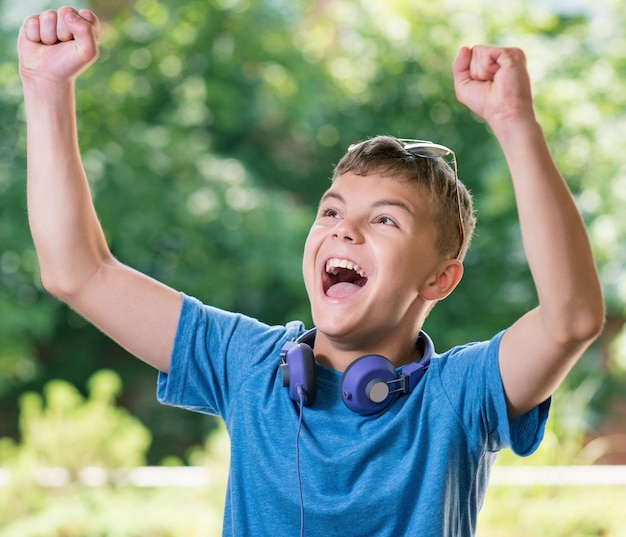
[379,247,422,291]
[301,231,318,287]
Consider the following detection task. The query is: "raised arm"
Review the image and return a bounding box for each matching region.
[18,7,181,372]
[452,46,605,419]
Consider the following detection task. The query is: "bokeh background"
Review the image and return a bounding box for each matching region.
[1,0,625,535]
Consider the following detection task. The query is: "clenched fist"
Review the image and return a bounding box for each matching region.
[18,6,101,85]
[452,45,535,128]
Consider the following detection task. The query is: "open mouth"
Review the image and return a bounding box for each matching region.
[323,258,368,299]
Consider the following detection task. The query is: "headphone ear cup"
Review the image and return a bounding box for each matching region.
[340,355,397,415]
[283,343,317,406]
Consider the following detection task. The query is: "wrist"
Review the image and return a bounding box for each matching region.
[21,74,75,100]
[22,77,76,118]
[488,110,541,146]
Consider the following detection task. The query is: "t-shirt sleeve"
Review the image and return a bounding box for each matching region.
[435,330,550,457]
[156,293,302,418]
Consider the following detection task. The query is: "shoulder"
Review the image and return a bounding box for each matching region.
[158,293,306,415]
[176,293,305,351]
[433,330,506,377]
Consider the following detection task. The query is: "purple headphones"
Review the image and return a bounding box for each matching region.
[280,329,433,415]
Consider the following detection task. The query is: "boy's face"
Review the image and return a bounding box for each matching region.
[303,171,447,355]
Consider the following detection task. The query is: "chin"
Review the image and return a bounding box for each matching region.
[311,309,363,340]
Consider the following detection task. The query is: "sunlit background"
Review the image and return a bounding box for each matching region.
[1,0,625,535]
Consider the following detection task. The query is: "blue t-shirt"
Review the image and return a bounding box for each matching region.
[158,294,550,537]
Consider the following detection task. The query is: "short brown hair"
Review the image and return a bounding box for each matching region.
[333,135,476,260]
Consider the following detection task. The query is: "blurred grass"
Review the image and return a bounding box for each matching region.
[478,484,626,537]
[0,486,224,537]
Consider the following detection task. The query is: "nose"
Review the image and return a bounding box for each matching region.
[333,217,363,243]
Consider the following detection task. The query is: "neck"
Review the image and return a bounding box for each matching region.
[312,328,425,372]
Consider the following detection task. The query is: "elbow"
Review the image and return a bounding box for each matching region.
[39,270,80,303]
[35,240,116,302]
[557,298,606,350]
[574,313,605,348]
[579,291,606,342]
[39,258,111,304]
[580,305,606,343]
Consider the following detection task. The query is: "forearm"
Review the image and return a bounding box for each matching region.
[492,116,604,343]
[24,79,112,299]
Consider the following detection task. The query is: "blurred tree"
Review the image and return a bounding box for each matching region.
[0,0,624,460]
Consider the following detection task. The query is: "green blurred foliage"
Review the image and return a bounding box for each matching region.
[0,372,227,535]
[0,370,161,533]
[0,0,625,460]
[0,370,150,472]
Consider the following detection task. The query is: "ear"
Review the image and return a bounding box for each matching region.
[418,259,464,301]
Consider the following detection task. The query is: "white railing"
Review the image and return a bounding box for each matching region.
[2,465,626,488]
[0,466,214,488]
[489,465,626,486]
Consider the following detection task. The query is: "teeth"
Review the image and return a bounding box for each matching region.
[325,258,366,278]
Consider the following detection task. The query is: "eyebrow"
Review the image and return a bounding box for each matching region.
[319,191,415,217]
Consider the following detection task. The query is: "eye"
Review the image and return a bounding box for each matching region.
[319,208,340,219]
[374,215,398,227]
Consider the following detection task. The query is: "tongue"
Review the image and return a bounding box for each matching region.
[326,282,362,299]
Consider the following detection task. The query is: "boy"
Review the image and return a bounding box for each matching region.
[18,7,604,537]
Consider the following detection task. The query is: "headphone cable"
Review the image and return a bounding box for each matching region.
[296,386,306,537]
